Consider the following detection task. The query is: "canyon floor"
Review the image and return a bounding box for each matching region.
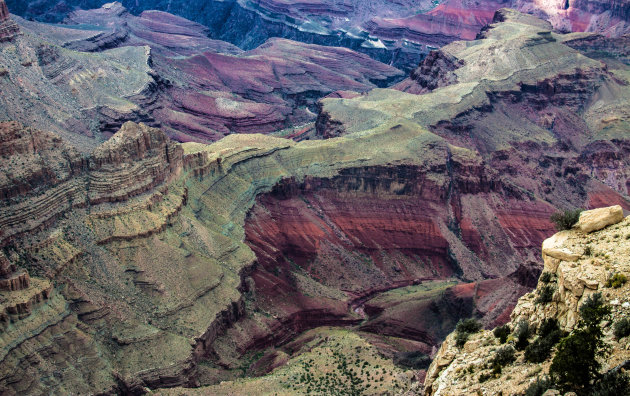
[0,1,630,396]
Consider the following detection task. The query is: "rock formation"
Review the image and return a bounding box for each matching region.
[6,0,630,72]
[0,7,629,396]
[0,0,18,42]
[425,206,630,395]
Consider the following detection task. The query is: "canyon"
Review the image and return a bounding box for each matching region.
[0,1,629,396]
[6,0,630,73]
[0,2,403,148]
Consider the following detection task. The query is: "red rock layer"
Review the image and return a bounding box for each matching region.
[235,158,556,357]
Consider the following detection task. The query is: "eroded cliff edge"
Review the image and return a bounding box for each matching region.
[425,206,630,395]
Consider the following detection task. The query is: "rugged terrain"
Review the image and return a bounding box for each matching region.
[424,206,630,395]
[0,1,403,148]
[6,0,630,72]
[0,5,630,396]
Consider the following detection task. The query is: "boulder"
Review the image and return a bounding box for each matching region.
[576,205,624,233]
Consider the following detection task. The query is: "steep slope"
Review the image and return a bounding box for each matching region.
[424,206,630,395]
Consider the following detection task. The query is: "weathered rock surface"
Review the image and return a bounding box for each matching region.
[425,208,629,395]
[0,0,19,42]
[576,204,625,233]
[1,9,630,396]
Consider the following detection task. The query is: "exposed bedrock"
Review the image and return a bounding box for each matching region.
[0,0,19,42]
[217,159,554,366]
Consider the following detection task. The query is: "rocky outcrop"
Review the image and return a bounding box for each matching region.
[0,122,87,245]
[89,122,183,204]
[576,204,624,233]
[425,206,630,395]
[394,49,464,94]
[0,121,183,245]
[0,0,18,42]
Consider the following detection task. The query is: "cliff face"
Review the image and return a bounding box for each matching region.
[424,206,630,395]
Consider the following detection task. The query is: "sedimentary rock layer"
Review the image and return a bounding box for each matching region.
[1,9,629,395]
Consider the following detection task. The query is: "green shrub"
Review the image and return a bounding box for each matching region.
[493,324,510,344]
[540,272,553,283]
[590,370,630,396]
[514,320,532,351]
[606,273,627,289]
[613,318,630,339]
[550,293,611,392]
[492,345,516,367]
[455,318,482,349]
[535,285,555,304]
[579,292,611,328]
[456,318,482,334]
[455,331,470,349]
[584,245,592,256]
[523,376,556,396]
[525,319,564,363]
[550,209,583,231]
[524,334,555,363]
[538,318,560,338]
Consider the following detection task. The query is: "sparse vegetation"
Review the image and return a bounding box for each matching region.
[540,272,553,283]
[606,273,627,289]
[456,330,470,349]
[492,345,516,367]
[525,319,564,363]
[514,320,532,351]
[493,324,510,344]
[535,284,554,304]
[590,370,630,396]
[550,209,583,231]
[455,318,482,349]
[550,293,611,392]
[584,245,592,256]
[613,318,630,339]
[523,376,556,396]
[457,318,483,334]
